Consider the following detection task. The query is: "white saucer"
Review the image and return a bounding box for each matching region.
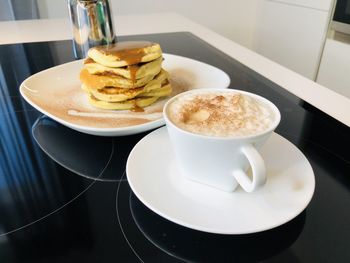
[126,127,315,234]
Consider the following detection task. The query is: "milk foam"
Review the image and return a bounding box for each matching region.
[167,91,276,137]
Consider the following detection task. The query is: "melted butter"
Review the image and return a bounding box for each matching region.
[93,41,154,85]
[128,64,139,86]
[131,105,144,112]
[84,57,95,64]
[131,100,145,112]
[94,41,154,65]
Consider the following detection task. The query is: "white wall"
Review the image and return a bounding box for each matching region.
[37,0,259,49]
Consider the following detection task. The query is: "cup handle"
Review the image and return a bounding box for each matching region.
[232,144,266,192]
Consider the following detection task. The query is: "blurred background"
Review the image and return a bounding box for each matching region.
[1,0,349,99]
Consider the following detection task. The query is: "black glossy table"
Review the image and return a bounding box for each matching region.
[0,32,349,263]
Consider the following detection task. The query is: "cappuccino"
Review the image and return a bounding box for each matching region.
[166,90,277,137]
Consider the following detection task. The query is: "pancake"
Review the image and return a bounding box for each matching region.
[84,56,162,80]
[80,68,157,90]
[80,41,172,111]
[82,69,169,102]
[138,83,172,98]
[83,84,144,102]
[88,41,162,68]
[88,95,160,110]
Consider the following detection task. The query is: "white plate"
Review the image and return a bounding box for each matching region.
[126,127,315,234]
[19,54,230,136]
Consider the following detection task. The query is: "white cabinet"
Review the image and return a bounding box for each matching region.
[254,0,334,80]
[317,37,350,99]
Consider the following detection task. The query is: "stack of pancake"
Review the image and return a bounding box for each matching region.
[79,41,172,111]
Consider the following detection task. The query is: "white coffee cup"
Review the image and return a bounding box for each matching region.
[163,89,281,192]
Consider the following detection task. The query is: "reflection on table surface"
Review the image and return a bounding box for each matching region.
[129,192,306,262]
[0,32,349,262]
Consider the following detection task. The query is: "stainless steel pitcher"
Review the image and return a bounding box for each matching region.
[67,0,116,58]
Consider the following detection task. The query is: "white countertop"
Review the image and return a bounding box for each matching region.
[1,12,349,127]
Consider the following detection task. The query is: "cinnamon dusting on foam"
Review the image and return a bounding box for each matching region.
[168,92,276,137]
